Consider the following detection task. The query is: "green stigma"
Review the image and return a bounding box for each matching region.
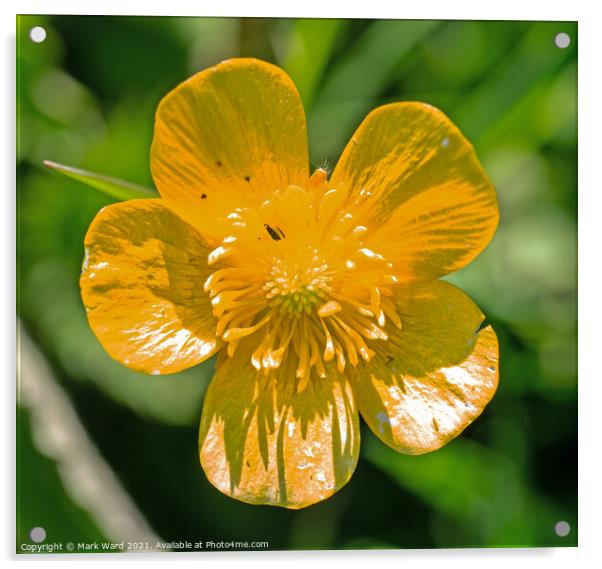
[269,286,324,317]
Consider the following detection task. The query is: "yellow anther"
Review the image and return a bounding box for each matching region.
[317,301,342,318]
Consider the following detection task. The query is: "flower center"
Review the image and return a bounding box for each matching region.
[265,248,330,316]
[204,172,401,391]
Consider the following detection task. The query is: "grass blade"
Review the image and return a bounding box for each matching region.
[43,160,156,201]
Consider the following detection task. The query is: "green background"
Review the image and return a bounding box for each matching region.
[17,16,577,550]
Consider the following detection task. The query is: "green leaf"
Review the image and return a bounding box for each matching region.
[362,432,571,546]
[454,22,577,142]
[307,20,439,159]
[281,19,345,110]
[43,160,156,201]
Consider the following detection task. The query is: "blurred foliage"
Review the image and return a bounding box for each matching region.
[17,16,577,550]
[17,407,106,546]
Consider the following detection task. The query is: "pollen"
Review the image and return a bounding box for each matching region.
[204,172,401,391]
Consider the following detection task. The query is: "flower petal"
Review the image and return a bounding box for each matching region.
[81,199,220,374]
[199,349,359,509]
[151,58,309,241]
[349,280,498,455]
[331,102,498,279]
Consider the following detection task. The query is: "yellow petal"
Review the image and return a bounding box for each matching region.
[81,199,220,374]
[349,280,498,455]
[151,58,309,241]
[331,102,498,279]
[199,347,359,508]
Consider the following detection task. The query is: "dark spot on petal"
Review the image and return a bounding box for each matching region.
[488,366,496,372]
[200,193,207,199]
[215,161,222,167]
[432,418,440,432]
[244,175,251,182]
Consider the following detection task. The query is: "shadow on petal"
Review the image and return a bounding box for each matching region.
[350,280,499,455]
[81,199,220,374]
[199,349,359,509]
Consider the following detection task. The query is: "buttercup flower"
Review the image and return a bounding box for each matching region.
[80,58,499,509]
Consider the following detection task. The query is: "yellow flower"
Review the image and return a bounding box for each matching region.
[81,58,499,509]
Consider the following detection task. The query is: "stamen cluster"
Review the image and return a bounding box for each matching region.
[204,172,401,391]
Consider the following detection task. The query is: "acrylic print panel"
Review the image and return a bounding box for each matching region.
[16,15,577,552]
